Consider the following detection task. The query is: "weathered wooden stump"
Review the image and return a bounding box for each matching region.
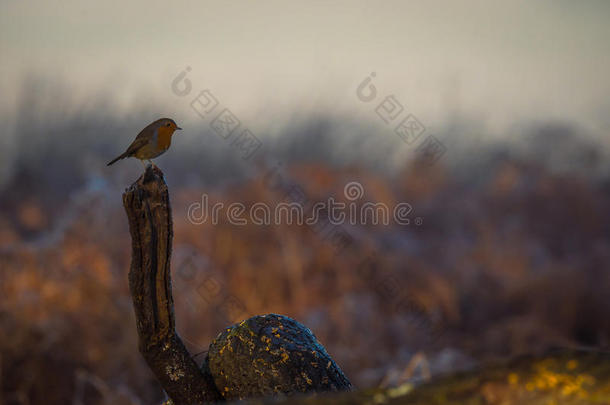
[122,166,351,405]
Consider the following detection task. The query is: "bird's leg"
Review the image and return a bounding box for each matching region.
[147,159,153,168]
[139,160,147,169]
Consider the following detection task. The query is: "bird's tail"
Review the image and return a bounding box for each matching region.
[107,152,129,166]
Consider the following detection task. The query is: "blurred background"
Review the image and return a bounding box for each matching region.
[1,1,610,404]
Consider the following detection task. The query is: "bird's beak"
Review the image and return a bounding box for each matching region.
[176,127,182,130]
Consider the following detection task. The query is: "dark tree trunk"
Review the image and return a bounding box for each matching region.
[122,166,222,405]
[121,165,352,405]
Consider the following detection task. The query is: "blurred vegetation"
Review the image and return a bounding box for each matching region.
[1,82,610,404]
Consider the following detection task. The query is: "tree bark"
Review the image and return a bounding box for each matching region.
[122,166,222,405]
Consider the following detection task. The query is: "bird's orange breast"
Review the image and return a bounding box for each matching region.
[156,126,173,150]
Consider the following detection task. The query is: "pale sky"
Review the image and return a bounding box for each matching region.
[1,0,609,134]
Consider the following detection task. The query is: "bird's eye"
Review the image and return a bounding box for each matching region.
[166,123,171,127]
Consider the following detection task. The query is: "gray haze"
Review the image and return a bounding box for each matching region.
[1,1,608,133]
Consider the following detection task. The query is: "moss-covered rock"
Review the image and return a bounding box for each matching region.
[205,314,352,401]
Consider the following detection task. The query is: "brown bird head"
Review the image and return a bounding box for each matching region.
[154,118,182,137]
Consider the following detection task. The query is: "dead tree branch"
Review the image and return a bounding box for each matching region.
[122,166,222,405]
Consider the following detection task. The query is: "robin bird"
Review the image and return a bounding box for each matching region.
[107,118,182,167]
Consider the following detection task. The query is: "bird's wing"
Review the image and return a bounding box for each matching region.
[122,120,159,156]
[133,125,153,141]
[125,136,150,156]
